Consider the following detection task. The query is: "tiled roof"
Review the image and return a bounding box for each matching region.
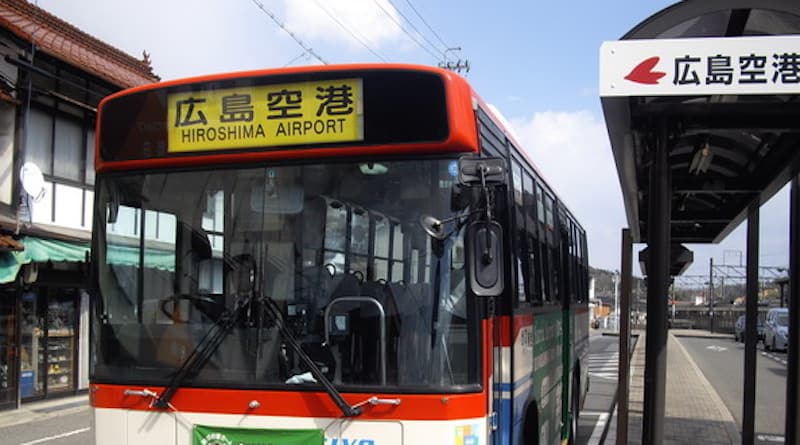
[0,234,23,252]
[0,0,159,89]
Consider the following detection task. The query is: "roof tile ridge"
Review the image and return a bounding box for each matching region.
[0,0,157,79]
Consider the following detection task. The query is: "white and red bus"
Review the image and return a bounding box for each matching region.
[89,64,589,445]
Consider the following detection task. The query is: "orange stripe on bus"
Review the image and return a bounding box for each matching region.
[90,384,488,421]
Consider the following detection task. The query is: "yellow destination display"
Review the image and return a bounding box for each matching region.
[167,78,363,153]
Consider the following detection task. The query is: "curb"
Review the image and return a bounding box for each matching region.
[671,334,735,340]
[670,333,742,444]
[600,332,641,338]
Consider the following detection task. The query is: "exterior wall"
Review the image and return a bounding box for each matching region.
[0,25,145,408]
[0,37,18,208]
[0,101,15,207]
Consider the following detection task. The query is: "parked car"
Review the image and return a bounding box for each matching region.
[764,308,789,352]
[734,315,765,343]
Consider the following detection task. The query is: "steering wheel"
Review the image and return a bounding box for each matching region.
[160,294,219,323]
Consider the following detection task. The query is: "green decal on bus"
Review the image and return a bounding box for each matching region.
[193,425,323,445]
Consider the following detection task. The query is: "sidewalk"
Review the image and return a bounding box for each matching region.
[0,394,89,429]
[604,330,740,445]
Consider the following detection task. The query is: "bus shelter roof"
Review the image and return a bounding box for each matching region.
[600,0,800,245]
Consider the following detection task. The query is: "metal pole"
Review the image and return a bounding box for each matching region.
[614,273,620,328]
[709,258,715,333]
[780,284,785,308]
[785,175,800,444]
[742,201,760,445]
[642,121,671,445]
[617,228,632,445]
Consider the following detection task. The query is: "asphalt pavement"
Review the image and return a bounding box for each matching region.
[576,331,622,445]
[2,409,89,445]
[677,335,788,444]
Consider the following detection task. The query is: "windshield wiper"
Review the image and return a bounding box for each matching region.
[261,296,362,417]
[153,294,362,417]
[153,296,250,409]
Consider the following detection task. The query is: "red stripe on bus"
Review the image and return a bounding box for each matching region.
[512,314,535,346]
[497,315,511,347]
[96,142,478,173]
[90,384,488,420]
[496,315,535,347]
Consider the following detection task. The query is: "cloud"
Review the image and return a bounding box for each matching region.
[36,0,304,80]
[508,110,627,271]
[281,0,406,53]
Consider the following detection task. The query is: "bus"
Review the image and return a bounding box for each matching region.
[89,64,589,445]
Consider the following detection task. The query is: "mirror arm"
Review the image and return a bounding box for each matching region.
[479,164,494,265]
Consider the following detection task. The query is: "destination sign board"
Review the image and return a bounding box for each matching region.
[600,36,800,97]
[98,69,451,162]
[166,78,364,152]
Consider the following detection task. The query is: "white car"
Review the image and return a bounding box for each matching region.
[764,308,789,352]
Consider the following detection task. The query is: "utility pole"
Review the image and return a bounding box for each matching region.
[709,257,715,333]
[439,47,470,74]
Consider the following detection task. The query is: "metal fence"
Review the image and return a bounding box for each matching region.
[670,305,770,334]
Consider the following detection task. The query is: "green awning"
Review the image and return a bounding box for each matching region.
[0,237,89,284]
[105,243,175,272]
[0,236,178,284]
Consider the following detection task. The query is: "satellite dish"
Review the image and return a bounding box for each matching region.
[20,162,46,202]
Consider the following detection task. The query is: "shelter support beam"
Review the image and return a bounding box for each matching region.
[642,121,671,445]
[742,201,759,445]
[616,228,632,445]
[786,174,800,444]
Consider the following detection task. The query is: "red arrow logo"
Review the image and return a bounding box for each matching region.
[624,57,666,84]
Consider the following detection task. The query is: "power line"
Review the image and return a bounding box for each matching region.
[385,0,446,56]
[283,51,310,67]
[249,0,328,65]
[311,0,387,62]
[403,0,449,51]
[370,0,441,61]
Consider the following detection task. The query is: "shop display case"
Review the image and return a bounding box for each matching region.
[45,328,74,391]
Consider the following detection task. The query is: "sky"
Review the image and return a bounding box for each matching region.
[33,0,792,278]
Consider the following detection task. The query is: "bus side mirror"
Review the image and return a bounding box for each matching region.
[465,220,504,297]
[458,157,505,186]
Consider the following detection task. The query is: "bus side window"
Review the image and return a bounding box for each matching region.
[511,160,527,303]
[535,184,548,302]
[545,193,557,304]
[523,171,539,303]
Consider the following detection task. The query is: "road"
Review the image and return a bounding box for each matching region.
[0,408,89,445]
[677,335,788,444]
[576,332,622,445]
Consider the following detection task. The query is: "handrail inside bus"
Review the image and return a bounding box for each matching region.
[324,296,387,385]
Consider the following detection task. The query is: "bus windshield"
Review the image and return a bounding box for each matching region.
[92,158,479,392]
